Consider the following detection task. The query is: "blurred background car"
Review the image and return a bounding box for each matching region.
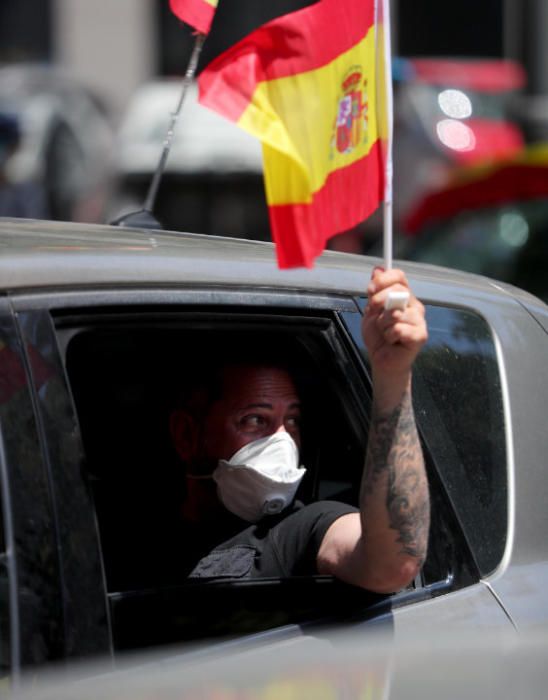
[400,144,548,302]
[108,79,270,241]
[0,109,49,219]
[392,57,527,226]
[0,63,114,223]
[329,57,528,257]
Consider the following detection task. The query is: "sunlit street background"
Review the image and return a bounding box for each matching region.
[1,0,547,300]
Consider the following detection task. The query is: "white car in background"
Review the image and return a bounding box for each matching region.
[110,80,268,240]
[0,63,114,222]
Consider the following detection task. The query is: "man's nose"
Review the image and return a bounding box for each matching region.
[273,422,300,451]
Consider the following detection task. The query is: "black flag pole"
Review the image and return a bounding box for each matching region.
[143,33,205,214]
[111,33,206,229]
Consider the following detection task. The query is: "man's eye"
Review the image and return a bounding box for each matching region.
[286,416,301,429]
[241,415,265,429]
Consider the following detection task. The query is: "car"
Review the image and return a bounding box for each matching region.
[401,145,548,303]
[109,80,269,240]
[0,64,115,223]
[0,217,547,681]
[391,57,526,224]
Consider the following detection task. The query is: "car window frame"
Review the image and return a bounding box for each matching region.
[0,299,20,680]
[0,298,68,672]
[15,306,113,662]
[11,288,373,655]
[9,285,483,657]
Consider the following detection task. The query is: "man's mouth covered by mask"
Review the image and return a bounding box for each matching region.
[213,432,306,522]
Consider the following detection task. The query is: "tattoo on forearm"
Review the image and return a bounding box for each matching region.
[362,391,430,563]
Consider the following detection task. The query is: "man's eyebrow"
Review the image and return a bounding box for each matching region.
[240,401,302,410]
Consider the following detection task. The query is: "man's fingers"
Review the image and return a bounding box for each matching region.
[367,268,408,296]
[383,321,428,348]
[374,305,428,345]
[362,268,428,371]
[367,284,415,314]
[373,302,424,327]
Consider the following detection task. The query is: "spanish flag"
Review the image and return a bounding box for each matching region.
[170,0,219,35]
[199,0,385,268]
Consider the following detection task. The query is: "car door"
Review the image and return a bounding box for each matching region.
[9,283,514,668]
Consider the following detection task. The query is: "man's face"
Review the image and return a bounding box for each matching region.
[200,365,302,463]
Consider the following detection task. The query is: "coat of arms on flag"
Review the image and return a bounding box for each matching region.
[333,68,370,157]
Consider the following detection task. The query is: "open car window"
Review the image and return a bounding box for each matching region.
[55,301,481,653]
[58,306,378,650]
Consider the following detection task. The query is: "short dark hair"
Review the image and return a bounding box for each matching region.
[170,331,306,415]
[175,352,299,420]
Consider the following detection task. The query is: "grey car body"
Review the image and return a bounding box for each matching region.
[14,628,548,700]
[0,218,547,684]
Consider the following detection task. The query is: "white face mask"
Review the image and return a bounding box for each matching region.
[212,432,306,523]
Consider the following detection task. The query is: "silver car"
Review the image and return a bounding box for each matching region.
[0,64,114,223]
[0,218,547,682]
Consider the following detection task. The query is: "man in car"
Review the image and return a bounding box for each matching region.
[169,267,430,593]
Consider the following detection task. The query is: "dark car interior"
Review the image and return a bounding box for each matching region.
[59,306,478,653]
[62,309,385,647]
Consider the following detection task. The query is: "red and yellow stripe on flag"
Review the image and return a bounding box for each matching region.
[170,0,218,35]
[199,0,384,268]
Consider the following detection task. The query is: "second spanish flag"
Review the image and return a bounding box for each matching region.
[199,0,384,268]
[170,0,218,35]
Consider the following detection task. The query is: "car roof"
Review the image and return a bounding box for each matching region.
[1,218,534,306]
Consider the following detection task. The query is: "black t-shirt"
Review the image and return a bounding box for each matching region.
[187,500,358,580]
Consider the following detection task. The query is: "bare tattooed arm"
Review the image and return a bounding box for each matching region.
[359,384,430,585]
[317,268,430,592]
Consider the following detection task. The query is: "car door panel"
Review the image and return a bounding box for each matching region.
[16,308,112,661]
[390,583,515,637]
[0,301,64,669]
[7,285,531,662]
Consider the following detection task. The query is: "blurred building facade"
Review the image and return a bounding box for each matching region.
[0,0,545,136]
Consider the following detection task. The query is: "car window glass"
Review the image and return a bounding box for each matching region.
[0,476,8,676]
[0,474,9,677]
[0,324,16,676]
[343,302,507,577]
[0,311,72,669]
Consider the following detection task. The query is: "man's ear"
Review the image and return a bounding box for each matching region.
[169,409,200,462]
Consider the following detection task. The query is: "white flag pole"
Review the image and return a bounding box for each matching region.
[380,0,409,310]
[381,0,394,272]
